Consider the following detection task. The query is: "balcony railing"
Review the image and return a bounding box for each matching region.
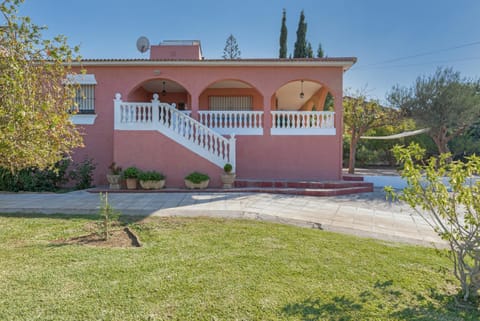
[112,98,335,136]
[198,110,263,135]
[271,111,335,135]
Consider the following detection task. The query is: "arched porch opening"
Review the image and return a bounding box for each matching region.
[199,79,264,111]
[270,80,336,135]
[273,79,334,112]
[197,79,265,135]
[127,78,191,110]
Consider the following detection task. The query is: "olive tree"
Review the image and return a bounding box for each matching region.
[0,0,83,172]
[388,67,480,156]
[386,143,480,302]
[343,92,400,174]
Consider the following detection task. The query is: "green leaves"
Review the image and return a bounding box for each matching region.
[388,143,480,301]
[388,68,480,155]
[0,0,82,172]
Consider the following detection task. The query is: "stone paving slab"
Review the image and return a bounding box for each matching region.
[0,188,445,247]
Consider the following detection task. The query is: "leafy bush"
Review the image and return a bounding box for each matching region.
[185,172,210,183]
[108,162,122,175]
[122,167,140,179]
[69,158,96,190]
[0,158,70,192]
[138,170,165,181]
[386,143,480,303]
[223,163,233,173]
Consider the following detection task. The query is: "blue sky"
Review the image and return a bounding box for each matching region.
[11,0,480,102]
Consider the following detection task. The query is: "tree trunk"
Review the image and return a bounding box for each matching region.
[348,135,359,174]
[432,133,451,156]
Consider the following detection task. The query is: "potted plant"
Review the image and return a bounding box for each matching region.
[220,163,236,188]
[184,171,210,189]
[138,170,166,189]
[122,166,140,190]
[106,162,122,190]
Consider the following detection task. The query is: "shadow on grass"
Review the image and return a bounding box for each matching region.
[281,280,479,321]
[0,212,146,224]
[282,296,362,321]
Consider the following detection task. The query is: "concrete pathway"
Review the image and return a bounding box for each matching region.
[0,188,444,247]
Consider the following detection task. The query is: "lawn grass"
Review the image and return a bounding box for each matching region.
[0,213,477,321]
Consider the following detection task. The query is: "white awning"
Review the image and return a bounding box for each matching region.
[65,74,97,85]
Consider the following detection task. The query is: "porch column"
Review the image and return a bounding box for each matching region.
[263,95,272,136]
[190,91,200,120]
[333,89,343,179]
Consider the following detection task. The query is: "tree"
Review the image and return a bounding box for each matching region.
[0,0,83,172]
[386,143,480,302]
[317,43,324,58]
[388,67,480,155]
[293,10,307,58]
[306,41,313,58]
[222,34,241,59]
[279,8,287,58]
[343,92,400,174]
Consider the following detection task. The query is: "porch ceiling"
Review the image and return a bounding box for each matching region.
[142,79,187,93]
[208,80,251,89]
[276,81,322,110]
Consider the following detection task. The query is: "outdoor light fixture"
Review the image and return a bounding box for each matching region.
[162,81,167,96]
[299,80,305,99]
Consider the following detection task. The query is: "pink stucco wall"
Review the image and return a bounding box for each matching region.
[150,44,202,60]
[114,131,223,187]
[71,62,345,186]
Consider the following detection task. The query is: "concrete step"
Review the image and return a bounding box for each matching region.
[234,179,372,189]
[342,174,365,181]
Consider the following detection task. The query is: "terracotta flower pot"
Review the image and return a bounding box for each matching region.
[125,178,137,190]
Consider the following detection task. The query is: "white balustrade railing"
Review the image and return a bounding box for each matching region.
[114,93,235,170]
[198,110,263,135]
[271,111,336,135]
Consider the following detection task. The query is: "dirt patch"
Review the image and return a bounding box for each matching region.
[53,227,141,248]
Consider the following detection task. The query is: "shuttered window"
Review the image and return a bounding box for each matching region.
[208,96,252,111]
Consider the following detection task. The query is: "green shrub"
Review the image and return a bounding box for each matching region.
[122,167,140,179]
[223,163,233,173]
[386,143,480,302]
[185,172,209,183]
[69,158,96,190]
[138,170,165,181]
[0,158,70,192]
[108,162,122,175]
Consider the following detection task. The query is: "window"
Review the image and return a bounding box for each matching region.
[208,96,252,111]
[73,84,95,114]
[66,74,97,125]
[66,74,97,114]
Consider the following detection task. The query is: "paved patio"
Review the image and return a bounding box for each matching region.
[0,187,444,247]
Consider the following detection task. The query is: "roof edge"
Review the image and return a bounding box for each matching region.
[71,57,357,71]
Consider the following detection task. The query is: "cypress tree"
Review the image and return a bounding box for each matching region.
[279,9,287,58]
[293,10,307,58]
[306,42,314,58]
[317,43,325,58]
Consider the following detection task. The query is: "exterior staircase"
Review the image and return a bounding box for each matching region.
[114,93,235,170]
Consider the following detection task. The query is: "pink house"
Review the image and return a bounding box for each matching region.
[70,40,357,188]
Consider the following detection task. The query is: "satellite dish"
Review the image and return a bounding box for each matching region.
[136,36,150,53]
